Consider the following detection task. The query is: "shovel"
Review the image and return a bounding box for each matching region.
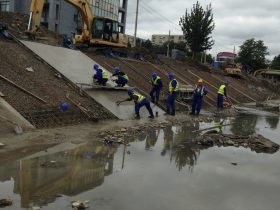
[0,114,23,135]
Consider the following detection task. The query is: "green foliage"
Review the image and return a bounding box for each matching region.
[142,39,153,49]
[270,55,280,70]
[179,1,215,59]
[238,38,269,71]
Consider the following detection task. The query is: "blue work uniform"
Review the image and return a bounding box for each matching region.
[191,85,208,114]
[130,93,154,118]
[166,79,179,114]
[113,71,129,87]
[93,68,108,86]
[150,76,163,103]
[217,85,227,109]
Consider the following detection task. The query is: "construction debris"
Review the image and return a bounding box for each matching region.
[71,200,89,210]
[196,133,279,154]
[0,198,12,207]
[25,67,34,72]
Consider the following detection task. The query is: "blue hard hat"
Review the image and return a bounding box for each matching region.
[59,102,69,111]
[127,89,134,95]
[113,66,120,72]
[152,72,157,78]
[168,72,174,79]
[93,64,99,70]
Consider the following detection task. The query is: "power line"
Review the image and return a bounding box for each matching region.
[139,2,182,32]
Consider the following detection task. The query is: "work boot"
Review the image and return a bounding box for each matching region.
[135,116,140,119]
[164,108,170,115]
[148,115,154,119]
[170,110,175,116]
[189,112,195,115]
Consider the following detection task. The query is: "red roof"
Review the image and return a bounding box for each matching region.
[217,52,236,57]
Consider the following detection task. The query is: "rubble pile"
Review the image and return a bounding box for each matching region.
[196,133,279,154]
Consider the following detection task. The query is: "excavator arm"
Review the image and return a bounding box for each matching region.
[27,0,93,42]
[27,0,45,33]
[64,0,93,42]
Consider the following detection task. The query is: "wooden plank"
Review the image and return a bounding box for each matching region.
[0,74,47,104]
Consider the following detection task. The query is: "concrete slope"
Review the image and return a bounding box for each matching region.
[21,41,163,119]
[0,97,34,134]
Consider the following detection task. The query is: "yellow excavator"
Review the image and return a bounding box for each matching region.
[27,0,127,48]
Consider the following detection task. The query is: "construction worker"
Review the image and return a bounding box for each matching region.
[190,79,208,115]
[165,73,179,116]
[217,81,229,110]
[150,72,163,104]
[93,64,108,86]
[112,66,129,87]
[116,89,154,119]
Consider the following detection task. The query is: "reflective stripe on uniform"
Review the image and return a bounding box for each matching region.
[195,85,205,96]
[169,79,179,92]
[217,85,226,95]
[122,73,129,81]
[134,93,145,103]
[102,69,108,79]
[151,76,160,85]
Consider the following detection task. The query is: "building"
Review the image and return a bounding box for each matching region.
[152,34,185,46]
[1,0,127,35]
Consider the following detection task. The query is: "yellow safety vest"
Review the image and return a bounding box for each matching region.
[133,93,145,103]
[122,73,129,81]
[169,79,179,92]
[195,85,205,96]
[102,69,108,79]
[151,76,160,85]
[217,85,226,95]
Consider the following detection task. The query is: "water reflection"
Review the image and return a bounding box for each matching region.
[231,115,258,135]
[0,142,117,209]
[265,116,279,129]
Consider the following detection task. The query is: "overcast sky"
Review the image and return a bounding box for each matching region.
[125,0,280,59]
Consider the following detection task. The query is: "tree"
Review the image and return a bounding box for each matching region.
[270,55,280,70]
[179,1,215,59]
[142,39,153,49]
[238,38,269,71]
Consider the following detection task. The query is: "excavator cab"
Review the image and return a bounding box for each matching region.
[92,18,119,43]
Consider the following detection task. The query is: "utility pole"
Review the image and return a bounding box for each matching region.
[134,0,140,47]
[167,30,170,57]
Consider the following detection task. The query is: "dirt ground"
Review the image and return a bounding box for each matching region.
[0,39,115,128]
[0,115,195,166]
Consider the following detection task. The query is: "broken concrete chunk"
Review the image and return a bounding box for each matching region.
[71,200,89,209]
[26,67,34,72]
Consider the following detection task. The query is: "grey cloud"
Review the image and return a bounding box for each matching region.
[126,0,280,58]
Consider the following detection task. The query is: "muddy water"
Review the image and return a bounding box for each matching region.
[0,115,280,210]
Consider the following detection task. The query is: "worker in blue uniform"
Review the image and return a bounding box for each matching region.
[150,72,163,104]
[112,66,129,87]
[93,64,108,86]
[190,79,208,115]
[217,81,229,110]
[165,73,179,116]
[116,89,154,119]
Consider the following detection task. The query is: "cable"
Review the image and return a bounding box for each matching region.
[139,2,182,32]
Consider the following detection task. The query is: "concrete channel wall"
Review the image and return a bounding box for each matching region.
[20,41,163,120]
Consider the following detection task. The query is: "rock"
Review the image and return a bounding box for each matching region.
[71,201,89,209]
[231,162,238,166]
[121,128,127,132]
[227,140,234,146]
[0,143,5,149]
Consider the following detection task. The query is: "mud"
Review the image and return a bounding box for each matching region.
[197,133,279,154]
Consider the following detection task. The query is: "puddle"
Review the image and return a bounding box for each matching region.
[0,115,280,210]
